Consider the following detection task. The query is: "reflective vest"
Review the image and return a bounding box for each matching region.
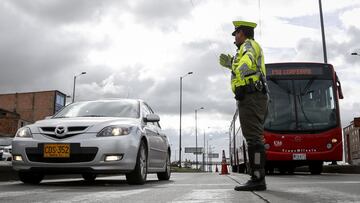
[231,39,266,93]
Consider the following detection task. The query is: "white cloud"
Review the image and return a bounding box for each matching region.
[340,7,360,29]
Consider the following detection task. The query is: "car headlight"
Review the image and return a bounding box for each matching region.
[97,126,132,137]
[16,127,32,138]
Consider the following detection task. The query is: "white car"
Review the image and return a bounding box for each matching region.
[0,138,13,161]
[0,145,12,161]
[12,99,171,185]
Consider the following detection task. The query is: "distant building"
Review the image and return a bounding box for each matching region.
[343,117,360,165]
[0,90,66,137]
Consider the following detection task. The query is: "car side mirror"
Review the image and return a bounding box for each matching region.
[143,114,160,123]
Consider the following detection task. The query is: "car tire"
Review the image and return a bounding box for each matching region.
[18,172,44,185]
[82,173,97,182]
[126,141,147,185]
[157,152,171,181]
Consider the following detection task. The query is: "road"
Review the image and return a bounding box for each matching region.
[0,172,359,202]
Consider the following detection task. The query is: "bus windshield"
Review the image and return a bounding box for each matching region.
[264,78,337,132]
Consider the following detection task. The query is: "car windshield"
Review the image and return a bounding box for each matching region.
[264,79,337,132]
[54,100,140,118]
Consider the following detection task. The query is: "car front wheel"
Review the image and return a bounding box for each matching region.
[157,152,171,181]
[18,172,44,185]
[126,141,148,185]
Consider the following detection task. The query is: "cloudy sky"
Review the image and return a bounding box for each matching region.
[1,0,359,162]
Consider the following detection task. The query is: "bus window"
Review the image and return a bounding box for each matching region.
[265,79,337,132]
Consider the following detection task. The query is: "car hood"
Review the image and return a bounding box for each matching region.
[28,117,141,133]
[0,138,13,146]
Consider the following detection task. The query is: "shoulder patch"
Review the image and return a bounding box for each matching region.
[244,41,253,52]
[242,41,254,54]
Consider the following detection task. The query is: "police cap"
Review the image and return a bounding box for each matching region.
[232,21,257,36]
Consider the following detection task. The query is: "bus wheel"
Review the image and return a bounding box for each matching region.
[279,167,287,175]
[238,163,246,173]
[266,167,274,175]
[309,162,323,175]
[232,165,238,173]
[287,166,295,174]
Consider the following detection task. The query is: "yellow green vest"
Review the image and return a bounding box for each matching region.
[231,39,266,93]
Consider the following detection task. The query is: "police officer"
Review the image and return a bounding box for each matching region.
[219,21,268,191]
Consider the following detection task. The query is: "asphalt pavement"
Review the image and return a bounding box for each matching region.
[0,172,359,202]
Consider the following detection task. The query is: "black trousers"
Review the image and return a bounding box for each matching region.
[237,91,268,147]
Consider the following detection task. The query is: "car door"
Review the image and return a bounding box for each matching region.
[141,104,160,168]
[154,122,168,168]
[143,103,167,169]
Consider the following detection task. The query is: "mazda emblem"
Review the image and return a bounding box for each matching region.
[55,126,67,137]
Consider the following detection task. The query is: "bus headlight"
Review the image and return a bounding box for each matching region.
[264,143,270,150]
[331,138,337,143]
[326,143,332,149]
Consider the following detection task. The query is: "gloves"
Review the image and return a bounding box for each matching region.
[219,54,233,69]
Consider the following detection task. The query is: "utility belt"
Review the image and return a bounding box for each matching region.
[235,78,267,101]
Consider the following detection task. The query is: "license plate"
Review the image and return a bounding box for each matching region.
[44,144,70,158]
[293,153,306,160]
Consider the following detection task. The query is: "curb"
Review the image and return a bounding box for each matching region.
[296,165,360,174]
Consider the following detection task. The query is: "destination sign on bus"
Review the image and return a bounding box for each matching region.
[268,67,323,76]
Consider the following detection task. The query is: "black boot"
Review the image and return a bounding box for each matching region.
[234,144,267,191]
[234,176,266,191]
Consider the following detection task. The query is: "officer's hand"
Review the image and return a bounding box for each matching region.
[219,54,232,69]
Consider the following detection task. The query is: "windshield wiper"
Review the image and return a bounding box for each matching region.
[77,115,108,117]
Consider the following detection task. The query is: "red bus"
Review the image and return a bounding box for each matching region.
[229,62,344,174]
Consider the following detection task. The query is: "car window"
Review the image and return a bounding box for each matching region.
[54,100,140,118]
[144,103,161,128]
[141,104,151,118]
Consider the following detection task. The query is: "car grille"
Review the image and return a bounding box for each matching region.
[26,143,98,163]
[39,126,89,139]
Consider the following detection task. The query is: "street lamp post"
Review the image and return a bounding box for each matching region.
[72,72,86,103]
[207,136,213,172]
[203,130,206,171]
[202,127,210,172]
[195,107,204,170]
[318,0,328,63]
[179,71,193,168]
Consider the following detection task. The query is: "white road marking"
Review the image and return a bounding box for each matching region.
[0,189,63,198]
[165,183,233,186]
[49,189,151,203]
[172,189,234,203]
